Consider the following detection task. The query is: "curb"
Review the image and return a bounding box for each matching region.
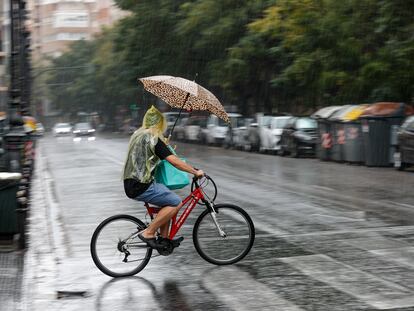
[20,141,67,310]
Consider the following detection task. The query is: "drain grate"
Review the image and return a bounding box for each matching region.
[57,289,89,299]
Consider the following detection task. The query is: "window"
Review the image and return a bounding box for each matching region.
[56,33,88,41]
[54,12,89,28]
[272,117,290,129]
[235,118,245,127]
[218,118,228,127]
[296,118,317,129]
[406,119,414,132]
[261,116,272,127]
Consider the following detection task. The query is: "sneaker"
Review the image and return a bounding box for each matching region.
[157,237,172,248]
[138,233,161,249]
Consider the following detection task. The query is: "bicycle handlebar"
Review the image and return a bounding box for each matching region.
[192,173,209,189]
[191,173,217,206]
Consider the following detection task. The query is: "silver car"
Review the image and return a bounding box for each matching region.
[184,117,207,142]
[53,123,72,136]
[259,116,292,153]
[204,113,242,146]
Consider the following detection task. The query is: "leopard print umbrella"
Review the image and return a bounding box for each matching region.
[139,75,230,123]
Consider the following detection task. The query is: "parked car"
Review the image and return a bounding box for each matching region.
[278,117,318,157]
[184,117,207,142]
[172,117,188,141]
[35,122,45,136]
[164,112,189,135]
[258,116,292,153]
[223,117,251,149]
[53,123,72,136]
[394,115,414,170]
[73,122,95,137]
[245,114,291,152]
[204,113,242,145]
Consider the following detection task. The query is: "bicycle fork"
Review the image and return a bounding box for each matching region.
[209,211,227,238]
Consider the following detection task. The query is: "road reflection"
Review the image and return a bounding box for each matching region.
[73,136,96,142]
[95,277,194,311]
[95,277,159,311]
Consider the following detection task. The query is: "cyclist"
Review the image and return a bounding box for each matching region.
[123,105,204,249]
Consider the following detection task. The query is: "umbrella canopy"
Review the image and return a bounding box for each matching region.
[139,75,229,123]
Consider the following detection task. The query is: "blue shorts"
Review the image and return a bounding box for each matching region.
[134,182,182,207]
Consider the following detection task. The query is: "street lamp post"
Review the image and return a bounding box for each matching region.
[5,0,31,173]
[3,0,32,249]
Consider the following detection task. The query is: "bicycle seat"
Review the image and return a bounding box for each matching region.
[144,203,162,214]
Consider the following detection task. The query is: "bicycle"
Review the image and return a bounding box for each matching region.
[90,175,255,278]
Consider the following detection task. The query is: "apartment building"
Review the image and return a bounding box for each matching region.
[0,0,9,111]
[28,0,126,62]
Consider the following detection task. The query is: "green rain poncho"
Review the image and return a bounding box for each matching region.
[123,106,167,183]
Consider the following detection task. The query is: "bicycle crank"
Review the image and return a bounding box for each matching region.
[157,236,185,256]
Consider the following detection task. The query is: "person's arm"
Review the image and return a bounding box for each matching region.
[165,154,204,178]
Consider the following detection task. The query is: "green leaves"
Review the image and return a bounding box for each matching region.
[46,0,414,119]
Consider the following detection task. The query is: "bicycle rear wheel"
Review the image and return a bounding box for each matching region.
[90,215,152,277]
[193,204,255,265]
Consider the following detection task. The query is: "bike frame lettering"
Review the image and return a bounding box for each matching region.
[145,187,205,239]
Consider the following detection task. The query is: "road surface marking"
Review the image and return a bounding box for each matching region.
[203,266,304,311]
[281,254,414,309]
[370,247,414,268]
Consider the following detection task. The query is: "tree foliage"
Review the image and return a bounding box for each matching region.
[46,0,414,119]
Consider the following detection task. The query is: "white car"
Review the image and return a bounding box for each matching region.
[224,117,250,149]
[53,123,72,136]
[259,116,292,153]
[184,117,207,142]
[35,122,45,136]
[172,117,188,141]
[204,113,242,145]
[164,112,189,135]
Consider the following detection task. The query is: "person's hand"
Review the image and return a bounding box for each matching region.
[194,169,204,178]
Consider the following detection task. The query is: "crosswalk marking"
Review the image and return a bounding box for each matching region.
[370,247,414,268]
[203,266,304,311]
[281,254,414,309]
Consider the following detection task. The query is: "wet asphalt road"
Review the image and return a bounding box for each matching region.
[40,134,414,311]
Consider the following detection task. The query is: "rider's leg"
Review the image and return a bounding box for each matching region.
[142,203,182,238]
[159,220,171,238]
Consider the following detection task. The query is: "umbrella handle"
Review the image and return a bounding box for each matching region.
[169,92,190,138]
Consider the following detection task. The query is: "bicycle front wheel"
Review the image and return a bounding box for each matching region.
[193,204,255,265]
[90,215,152,277]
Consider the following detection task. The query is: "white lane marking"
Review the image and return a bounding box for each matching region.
[266,225,414,239]
[309,212,366,223]
[281,254,414,309]
[203,266,304,311]
[386,201,414,209]
[370,247,414,268]
[311,185,335,192]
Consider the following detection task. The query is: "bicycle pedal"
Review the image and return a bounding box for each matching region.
[171,236,184,247]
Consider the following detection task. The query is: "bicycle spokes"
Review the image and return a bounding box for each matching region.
[193,205,255,265]
[91,216,152,277]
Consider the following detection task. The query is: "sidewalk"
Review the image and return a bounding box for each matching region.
[20,142,63,310]
[0,251,24,311]
[21,141,105,311]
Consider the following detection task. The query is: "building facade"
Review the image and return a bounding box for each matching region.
[0,0,10,112]
[28,0,125,62]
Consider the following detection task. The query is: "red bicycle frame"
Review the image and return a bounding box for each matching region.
[144,185,206,240]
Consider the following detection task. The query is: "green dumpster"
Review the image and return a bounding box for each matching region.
[328,105,356,162]
[0,173,22,235]
[312,106,342,161]
[342,104,370,164]
[360,102,414,167]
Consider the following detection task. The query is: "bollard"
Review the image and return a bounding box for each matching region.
[16,196,28,249]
